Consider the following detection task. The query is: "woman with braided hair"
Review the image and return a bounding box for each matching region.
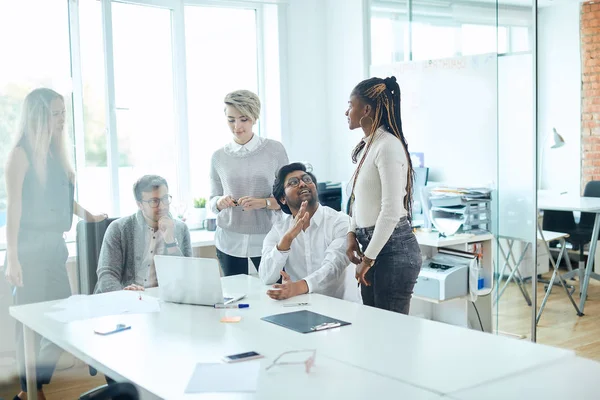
[344,76,422,314]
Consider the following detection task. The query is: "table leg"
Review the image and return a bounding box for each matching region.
[496,239,531,305]
[23,324,37,396]
[536,237,583,324]
[580,214,600,313]
[507,241,533,305]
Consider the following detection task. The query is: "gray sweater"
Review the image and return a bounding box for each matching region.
[210,138,288,234]
[94,211,192,293]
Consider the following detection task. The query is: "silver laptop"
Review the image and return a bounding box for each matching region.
[154,255,245,306]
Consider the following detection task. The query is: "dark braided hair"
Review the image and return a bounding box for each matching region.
[349,76,415,220]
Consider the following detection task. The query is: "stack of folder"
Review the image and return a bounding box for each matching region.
[428,187,492,234]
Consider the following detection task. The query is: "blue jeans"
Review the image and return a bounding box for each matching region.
[356,217,422,314]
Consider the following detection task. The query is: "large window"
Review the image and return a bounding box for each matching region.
[411,22,460,61]
[0,0,273,249]
[111,3,178,216]
[77,0,110,218]
[370,0,530,65]
[185,5,259,202]
[371,16,409,65]
[0,0,72,249]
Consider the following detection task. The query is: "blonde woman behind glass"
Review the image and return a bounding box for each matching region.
[210,90,288,276]
[4,88,105,400]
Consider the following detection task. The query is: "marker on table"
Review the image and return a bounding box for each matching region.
[214,303,249,309]
[283,302,310,307]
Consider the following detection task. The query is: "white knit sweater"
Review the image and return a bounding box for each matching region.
[349,127,409,259]
[209,138,288,235]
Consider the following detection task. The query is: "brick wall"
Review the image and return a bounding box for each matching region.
[582,2,600,191]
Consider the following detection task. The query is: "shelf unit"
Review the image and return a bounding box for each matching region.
[411,231,494,332]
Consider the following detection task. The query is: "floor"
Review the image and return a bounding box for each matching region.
[496,270,600,360]
[0,272,599,399]
[0,359,105,400]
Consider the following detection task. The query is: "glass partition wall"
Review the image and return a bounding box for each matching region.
[369,0,539,340]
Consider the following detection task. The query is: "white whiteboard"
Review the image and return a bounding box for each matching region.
[371,54,498,187]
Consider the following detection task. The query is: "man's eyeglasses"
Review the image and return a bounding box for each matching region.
[140,195,172,208]
[265,349,316,374]
[285,174,313,188]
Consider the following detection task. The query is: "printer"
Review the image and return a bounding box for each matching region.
[414,252,470,301]
[318,182,342,211]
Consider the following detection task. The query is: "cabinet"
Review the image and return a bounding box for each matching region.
[410,231,494,332]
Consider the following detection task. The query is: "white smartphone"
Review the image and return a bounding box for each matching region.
[222,351,264,363]
[94,323,131,336]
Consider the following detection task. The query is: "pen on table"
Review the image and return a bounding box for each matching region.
[312,322,341,331]
[214,303,250,309]
[282,302,310,307]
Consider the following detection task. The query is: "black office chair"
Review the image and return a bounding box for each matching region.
[569,181,600,268]
[75,219,123,396]
[79,382,139,400]
[542,181,600,274]
[76,218,118,295]
[542,209,577,253]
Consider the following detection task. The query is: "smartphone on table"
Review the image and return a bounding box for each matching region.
[222,351,264,363]
[94,323,131,335]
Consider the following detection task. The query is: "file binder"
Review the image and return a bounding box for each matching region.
[261,310,351,334]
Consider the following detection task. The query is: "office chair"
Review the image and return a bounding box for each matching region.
[569,181,600,269]
[542,210,577,253]
[75,218,120,394]
[79,382,139,400]
[542,181,600,276]
[76,218,118,295]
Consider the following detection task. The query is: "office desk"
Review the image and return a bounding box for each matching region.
[10,275,576,399]
[538,195,600,313]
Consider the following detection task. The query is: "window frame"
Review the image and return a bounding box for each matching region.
[70,0,271,217]
[369,0,532,64]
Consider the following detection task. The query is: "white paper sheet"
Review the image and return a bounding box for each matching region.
[185,362,260,394]
[45,291,160,323]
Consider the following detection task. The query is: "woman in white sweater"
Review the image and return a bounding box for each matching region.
[209,90,288,276]
[345,76,422,314]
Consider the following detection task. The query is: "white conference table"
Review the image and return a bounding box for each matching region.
[538,194,600,313]
[10,275,582,399]
[450,356,600,400]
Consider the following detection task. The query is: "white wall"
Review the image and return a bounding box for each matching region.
[280,0,329,177]
[325,0,367,186]
[538,3,581,194]
[281,0,366,185]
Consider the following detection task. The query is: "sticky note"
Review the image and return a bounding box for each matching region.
[220,316,242,323]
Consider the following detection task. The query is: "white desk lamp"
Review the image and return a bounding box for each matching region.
[538,128,566,190]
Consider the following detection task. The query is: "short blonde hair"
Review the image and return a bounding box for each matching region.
[224,90,261,123]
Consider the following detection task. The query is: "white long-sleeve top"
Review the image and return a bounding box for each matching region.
[349,126,408,260]
[259,205,350,298]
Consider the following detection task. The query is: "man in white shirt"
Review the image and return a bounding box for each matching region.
[259,163,350,300]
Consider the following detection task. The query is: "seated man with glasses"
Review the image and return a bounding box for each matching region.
[260,163,350,300]
[95,175,192,293]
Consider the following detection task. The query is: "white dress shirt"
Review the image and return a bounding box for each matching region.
[211,134,268,258]
[259,205,350,298]
[349,126,408,260]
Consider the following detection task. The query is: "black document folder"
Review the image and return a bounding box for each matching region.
[261,310,351,334]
